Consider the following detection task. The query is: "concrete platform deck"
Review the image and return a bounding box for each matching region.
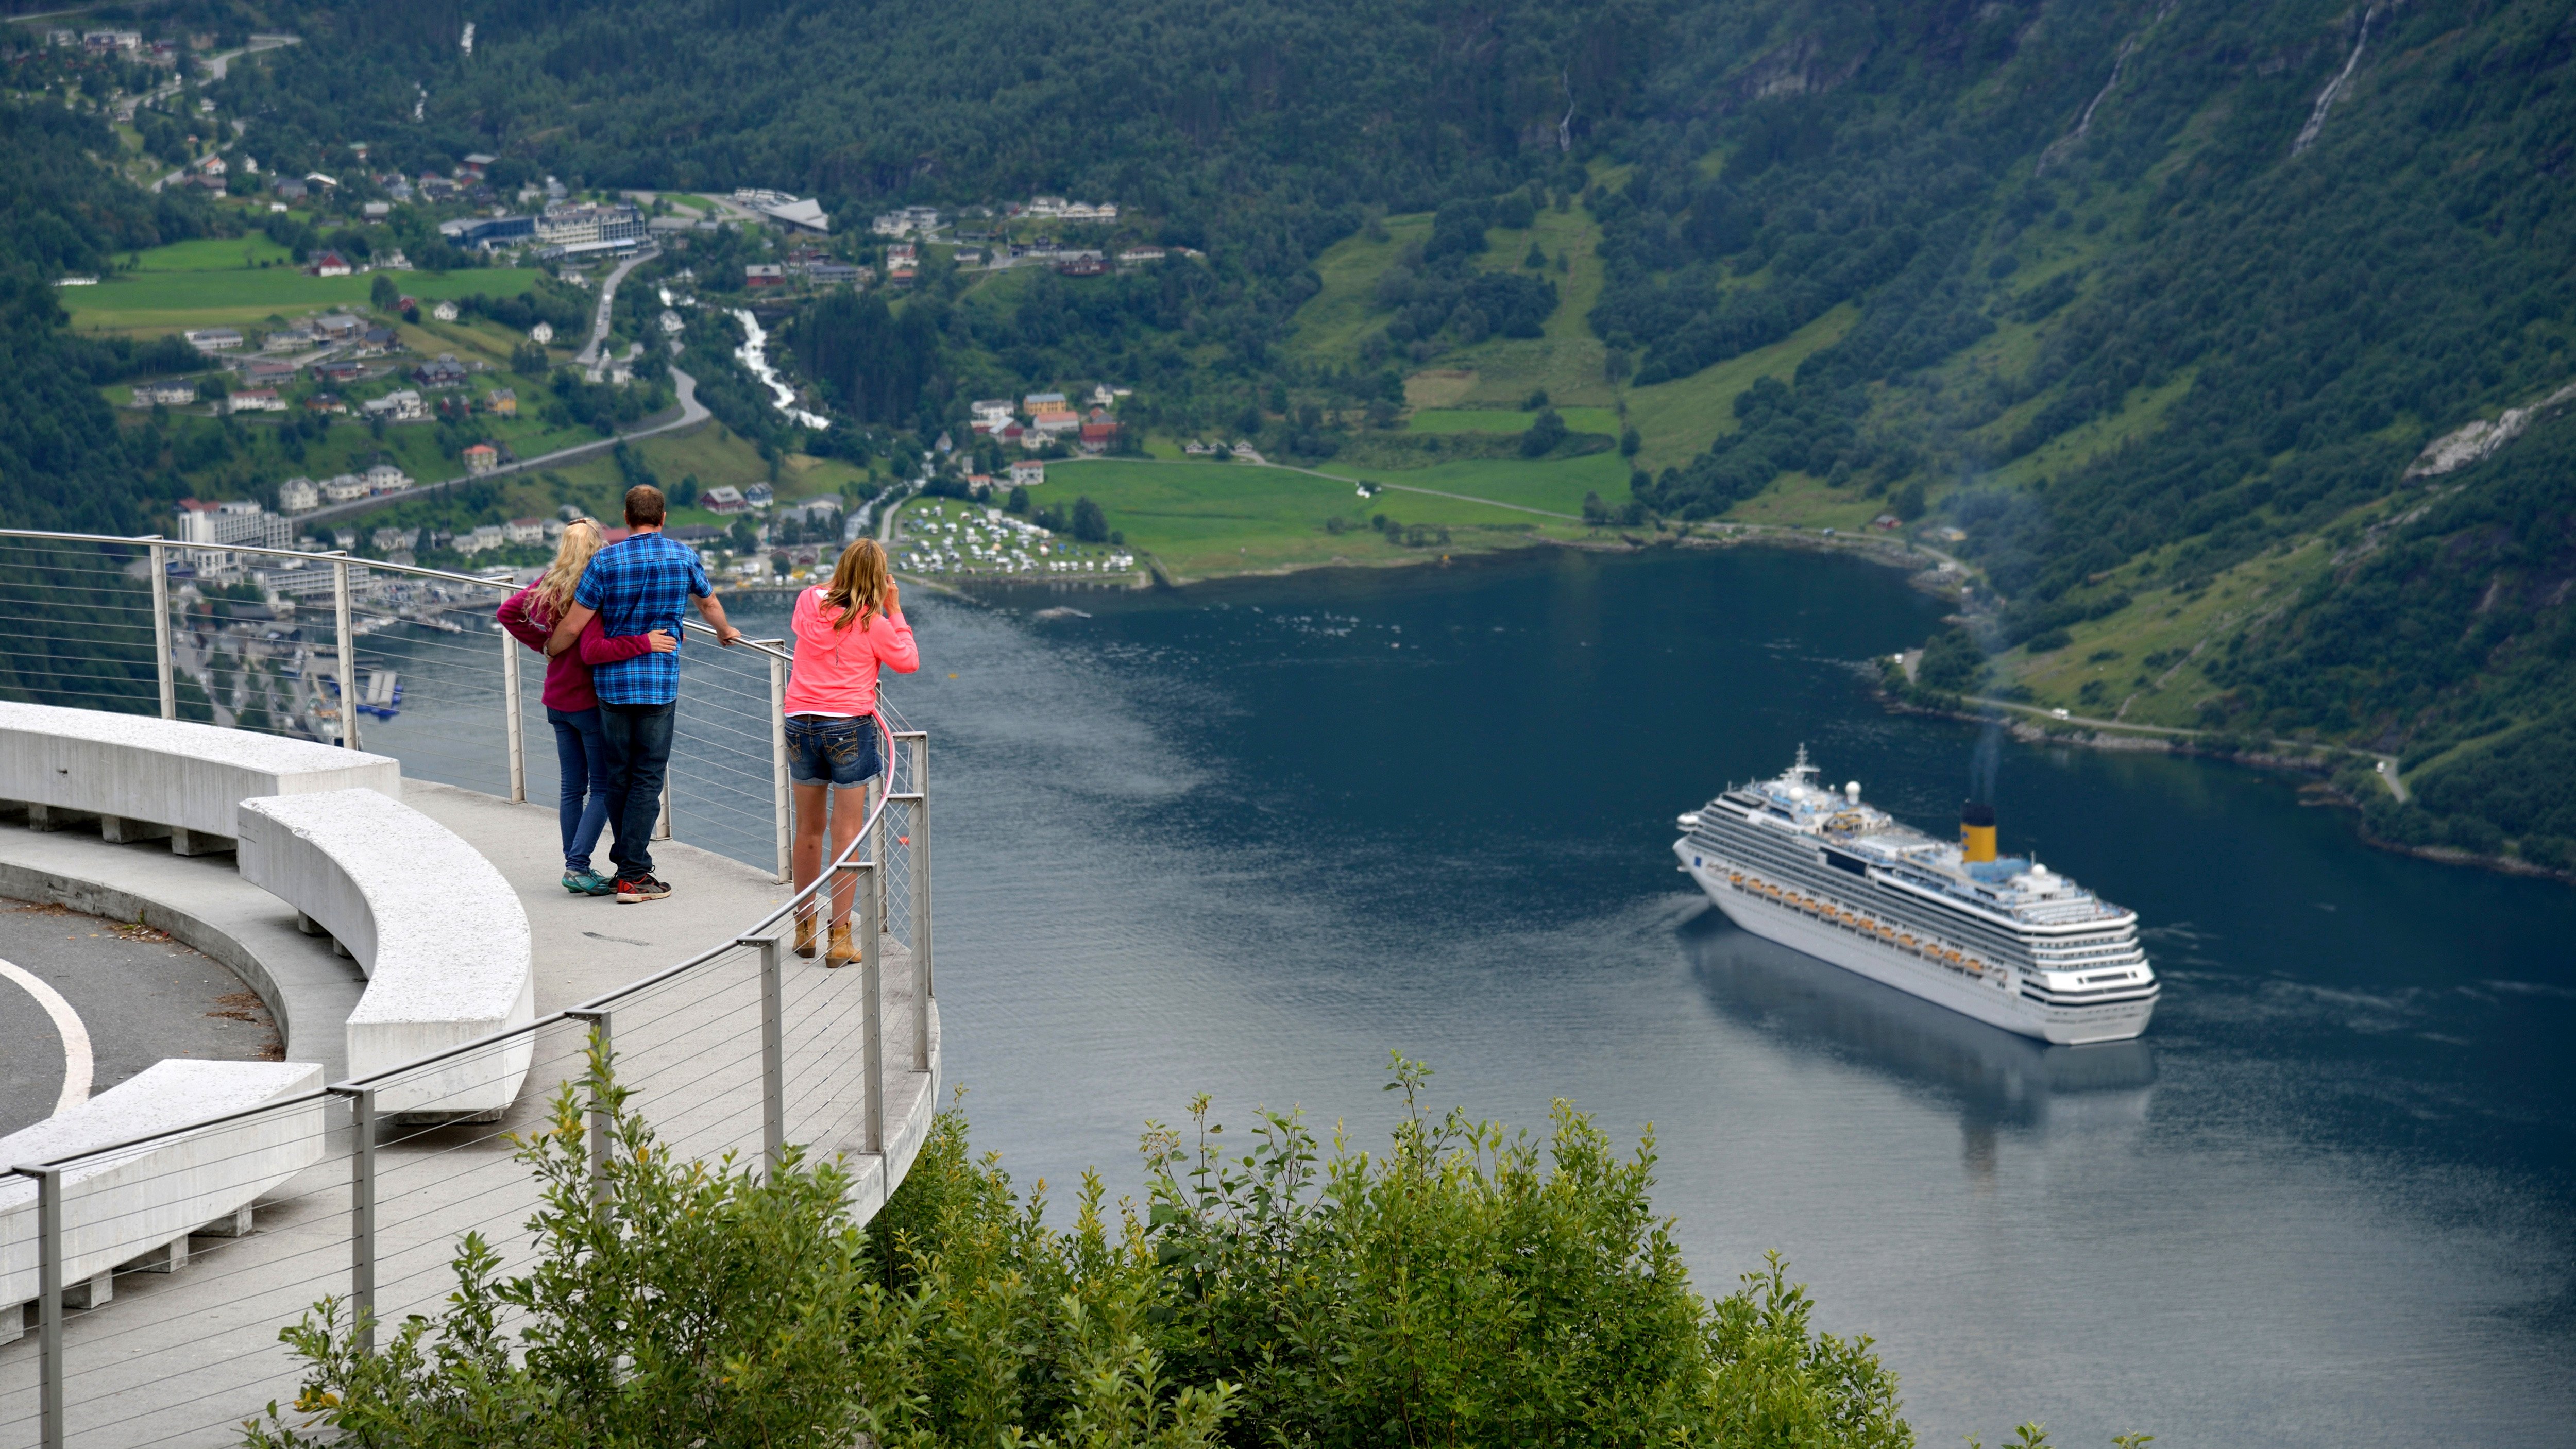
[0,780,939,1449]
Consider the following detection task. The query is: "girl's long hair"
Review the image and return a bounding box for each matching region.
[821,538,890,633]
[536,519,602,620]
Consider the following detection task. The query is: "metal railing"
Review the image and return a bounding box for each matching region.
[0,528,935,1449]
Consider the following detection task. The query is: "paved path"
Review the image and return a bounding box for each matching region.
[0,778,938,1447]
[577,248,657,375]
[1957,694,2406,798]
[292,365,711,528]
[0,899,279,1139]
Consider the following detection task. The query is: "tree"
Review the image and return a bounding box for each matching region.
[370,273,400,312]
[1521,407,1567,458]
[1071,495,1108,542]
[1005,485,1030,514]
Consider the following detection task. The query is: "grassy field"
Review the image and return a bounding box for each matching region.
[1336,451,1629,517]
[124,235,300,271]
[1405,406,1619,435]
[63,265,546,336]
[1029,458,1579,579]
[1623,303,1858,473]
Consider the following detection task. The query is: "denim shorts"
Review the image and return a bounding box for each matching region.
[784,714,880,788]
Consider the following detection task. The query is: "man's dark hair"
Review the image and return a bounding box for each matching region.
[624,484,666,527]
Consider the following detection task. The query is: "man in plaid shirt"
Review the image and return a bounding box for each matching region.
[546,484,743,902]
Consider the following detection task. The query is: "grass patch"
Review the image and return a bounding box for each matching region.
[1031,458,1564,579]
[1720,471,1889,532]
[1622,302,1859,472]
[123,235,300,272]
[1406,406,1618,435]
[63,266,546,337]
[1337,451,1629,517]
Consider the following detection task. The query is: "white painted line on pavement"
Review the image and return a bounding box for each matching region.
[0,955,94,1115]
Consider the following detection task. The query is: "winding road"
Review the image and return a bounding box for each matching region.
[291,363,711,528]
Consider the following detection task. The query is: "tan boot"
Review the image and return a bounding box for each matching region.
[825,922,858,966]
[793,912,818,960]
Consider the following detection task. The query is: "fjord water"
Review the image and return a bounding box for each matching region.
[738,548,2574,1448]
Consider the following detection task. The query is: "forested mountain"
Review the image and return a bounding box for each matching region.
[0,104,220,534]
[7,0,2573,867]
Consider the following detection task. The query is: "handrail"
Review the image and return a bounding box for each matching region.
[0,521,921,1101]
[0,524,799,669]
[0,524,937,1448]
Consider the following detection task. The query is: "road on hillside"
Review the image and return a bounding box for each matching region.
[292,364,711,530]
[578,247,658,375]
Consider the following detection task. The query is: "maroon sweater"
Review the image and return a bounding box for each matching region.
[496,584,657,712]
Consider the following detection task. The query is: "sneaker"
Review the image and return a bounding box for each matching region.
[614,873,671,904]
[563,870,615,896]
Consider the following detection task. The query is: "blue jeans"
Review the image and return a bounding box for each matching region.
[783,714,881,788]
[598,700,677,879]
[547,706,613,874]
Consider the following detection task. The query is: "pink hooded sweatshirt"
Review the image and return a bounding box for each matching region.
[783,586,919,717]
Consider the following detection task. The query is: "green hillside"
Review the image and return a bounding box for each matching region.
[4,0,2571,872]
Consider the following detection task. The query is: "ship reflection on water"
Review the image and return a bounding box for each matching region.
[1677,906,2155,1172]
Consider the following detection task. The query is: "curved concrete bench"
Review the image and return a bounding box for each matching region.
[0,701,398,854]
[236,790,535,1115]
[3,1060,325,1342]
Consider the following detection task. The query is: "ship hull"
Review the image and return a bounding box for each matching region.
[1678,848,2155,1045]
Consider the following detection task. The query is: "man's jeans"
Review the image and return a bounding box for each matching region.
[598,701,677,879]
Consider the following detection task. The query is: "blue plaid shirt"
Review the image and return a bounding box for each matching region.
[574,532,713,705]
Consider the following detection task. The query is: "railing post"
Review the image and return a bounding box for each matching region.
[347,1088,376,1354]
[858,860,884,1156]
[331,554,359,749]
[502,624,526,803]
[742,932,785,1174]
[567,1010,614,1211]
[25,1164,64,1449]
[766,643,791,882]
[868,773,888,934]
[900,794,930,1069]
[147,536,175,720]
[902,732,931,1001]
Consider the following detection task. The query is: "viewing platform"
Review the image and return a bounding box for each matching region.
[0,528,940,1449]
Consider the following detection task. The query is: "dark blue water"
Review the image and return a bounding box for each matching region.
[769,547,2575,1448]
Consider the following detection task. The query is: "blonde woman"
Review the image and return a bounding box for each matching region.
[498,520,674,894]
[784,538,920,961]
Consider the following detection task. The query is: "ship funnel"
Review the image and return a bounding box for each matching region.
[1961,800,1997,863]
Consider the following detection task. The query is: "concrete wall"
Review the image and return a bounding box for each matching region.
[0,1061,326,1311]
[0,702,397,842]
[236,790,534,1113]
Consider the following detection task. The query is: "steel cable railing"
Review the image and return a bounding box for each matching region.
[0,527,938,1449]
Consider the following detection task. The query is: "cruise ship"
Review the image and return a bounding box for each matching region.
[1673,748,2157,1044]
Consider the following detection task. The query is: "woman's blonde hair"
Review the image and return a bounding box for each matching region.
[821,538,891,632]
[536,519,603,619]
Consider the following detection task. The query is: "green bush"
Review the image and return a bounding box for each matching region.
[247,1050,2045,1449]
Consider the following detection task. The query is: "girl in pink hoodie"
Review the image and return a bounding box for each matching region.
[784,538,919,962]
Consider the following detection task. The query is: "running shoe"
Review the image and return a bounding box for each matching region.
[563,870,615,896]
[614,873,671,904]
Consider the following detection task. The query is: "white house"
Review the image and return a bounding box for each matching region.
[362,389,426,422]
[185,328,245,352]
[225,388,288,414]
[133,381,198,407]
[529,321,554,345]
[1009,460,1046,488]
[366,463,413,492]
[432,300,460,321]
[502,517,545,544]
[277,478,320,513]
